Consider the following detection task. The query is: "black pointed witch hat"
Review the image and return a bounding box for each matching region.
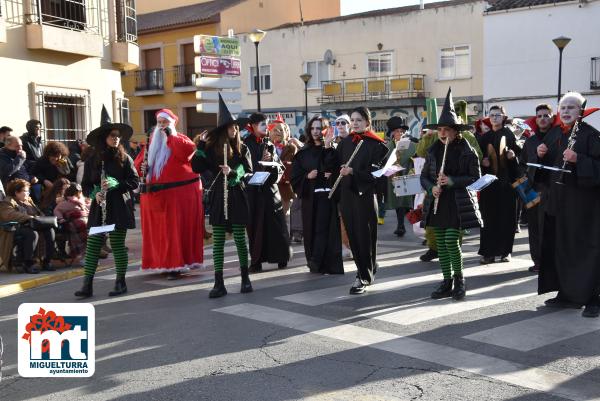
[86,105,134,147]
[424,87,472,131]
[209,93,245,135]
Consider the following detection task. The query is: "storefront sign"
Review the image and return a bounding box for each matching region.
[197,56,241,76]
[194,35,241,56]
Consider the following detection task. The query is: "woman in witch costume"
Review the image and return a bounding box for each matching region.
[74,106,139,298]
[291,115,343,274]
[334,106,389,294]
[191,94,253,298]
[420,88,482,300]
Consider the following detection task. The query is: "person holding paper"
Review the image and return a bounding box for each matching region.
[291,116,343,274]
[75,106,139,298]
[478,105,521,264]
[243,112,291,272]
[191,95,253,298]
[383,116,413,237]
[334,107,388,294]
[420,88,481,300]
[538,92,600,318]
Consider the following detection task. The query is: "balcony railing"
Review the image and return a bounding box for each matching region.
[592,57,600,90]
[135,69,164,91]
[173,64,196,87]
[116,0,137,43]
[318,74,427,104]
[28,0,100,35]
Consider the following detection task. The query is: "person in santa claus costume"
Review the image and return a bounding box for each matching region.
[134,109,204,279]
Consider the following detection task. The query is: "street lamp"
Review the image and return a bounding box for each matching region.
[249,29,266,112]
[553,36,571,103]
[299,73,312,121]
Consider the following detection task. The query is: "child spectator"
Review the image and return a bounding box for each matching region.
[54,182,90,264]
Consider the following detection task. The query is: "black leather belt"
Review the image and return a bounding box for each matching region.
[142,177,200,193]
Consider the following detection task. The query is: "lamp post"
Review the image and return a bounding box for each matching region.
[553,36,571,103]
[299,73,312,121]
[249,29,266,112]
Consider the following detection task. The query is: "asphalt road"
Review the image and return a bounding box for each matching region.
[1,215,599,401]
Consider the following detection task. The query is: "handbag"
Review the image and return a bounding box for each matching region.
[29,216,58,230]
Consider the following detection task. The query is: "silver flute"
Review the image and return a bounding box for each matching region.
[329,140,364,199]
[433,137,448,215]
[223,143,228,221]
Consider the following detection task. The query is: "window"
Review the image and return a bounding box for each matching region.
[143,109,161,133]
[118,98,130,125]
[36,91,89,144]
[304,61,330,89]
[249,65,271,92]
[367,52,393,77]
[116,0,137,43]
[439,45,471,80]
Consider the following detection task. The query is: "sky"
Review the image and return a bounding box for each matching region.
[340,0,446,15]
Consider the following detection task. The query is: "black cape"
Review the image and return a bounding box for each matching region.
[82,152,139,230]
[191,142,252,226]
[539,122,600,304]
[243,134,291,265]
[291,144,343,274]
[478,127,520,257]
[334,135,388,284]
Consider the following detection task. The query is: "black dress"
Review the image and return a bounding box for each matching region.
[538,122,600,305]
[291,144,343,274]
[478,127,520,257]
[191,142,252,226]
[335,135,388,285]
[243,134,291,265]
[82,152,139,230]
[420,138,482,230]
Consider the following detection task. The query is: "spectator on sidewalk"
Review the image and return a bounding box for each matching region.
[0,136,39,190]
[31,141,75,190]
[0,126,13,149]
[21,120,43,163]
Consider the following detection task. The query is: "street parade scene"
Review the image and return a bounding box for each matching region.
[0,0,599,400]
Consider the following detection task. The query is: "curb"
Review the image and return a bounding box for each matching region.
[0,261,132,299]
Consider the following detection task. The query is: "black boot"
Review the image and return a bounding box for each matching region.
[108,274,127,296]
[74,276,93,298]
[249,263,262,273]
[452,274,466,300]
[431,279,453,299]
[23,260,39,274]
[420,249,438,262]
[41,258,56,271]
[240,266,253,294]
[394,208,406,237]
[209,271,227,298]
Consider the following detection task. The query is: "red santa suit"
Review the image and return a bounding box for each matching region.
[134,109,204,272]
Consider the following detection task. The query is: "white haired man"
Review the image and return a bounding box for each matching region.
[538,92,600,318]
[134,109,204,279]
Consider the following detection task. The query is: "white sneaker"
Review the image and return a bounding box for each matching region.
[342,247,353,260]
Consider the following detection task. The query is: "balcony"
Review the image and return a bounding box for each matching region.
[25,0,102,57]
[112,0,139,70]
[173,64,196,92]
[592,57,600,90]
[135,69,164,95]
[318,74,427,105]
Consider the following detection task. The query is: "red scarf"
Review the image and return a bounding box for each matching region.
[246,124,264,144]
[349,130,385,144]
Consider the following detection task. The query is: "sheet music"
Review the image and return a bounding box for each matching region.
[526,163,572,173]
[248,171,270,185]
[466,174,498,192]
[258,161,281,167]
[89,224,116,236]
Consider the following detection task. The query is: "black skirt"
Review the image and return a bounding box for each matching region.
[427,188,460,229]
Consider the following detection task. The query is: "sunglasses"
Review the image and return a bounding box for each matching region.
[335,121,348,126]
[536,114,551,119]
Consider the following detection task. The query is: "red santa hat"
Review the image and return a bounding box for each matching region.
[155,108,178,125]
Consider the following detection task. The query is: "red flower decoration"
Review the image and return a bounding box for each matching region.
[22,308,72,353]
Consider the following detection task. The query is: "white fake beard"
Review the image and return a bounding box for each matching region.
[147,123,174,180]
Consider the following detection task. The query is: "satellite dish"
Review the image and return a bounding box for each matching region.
[323,49,335,65]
